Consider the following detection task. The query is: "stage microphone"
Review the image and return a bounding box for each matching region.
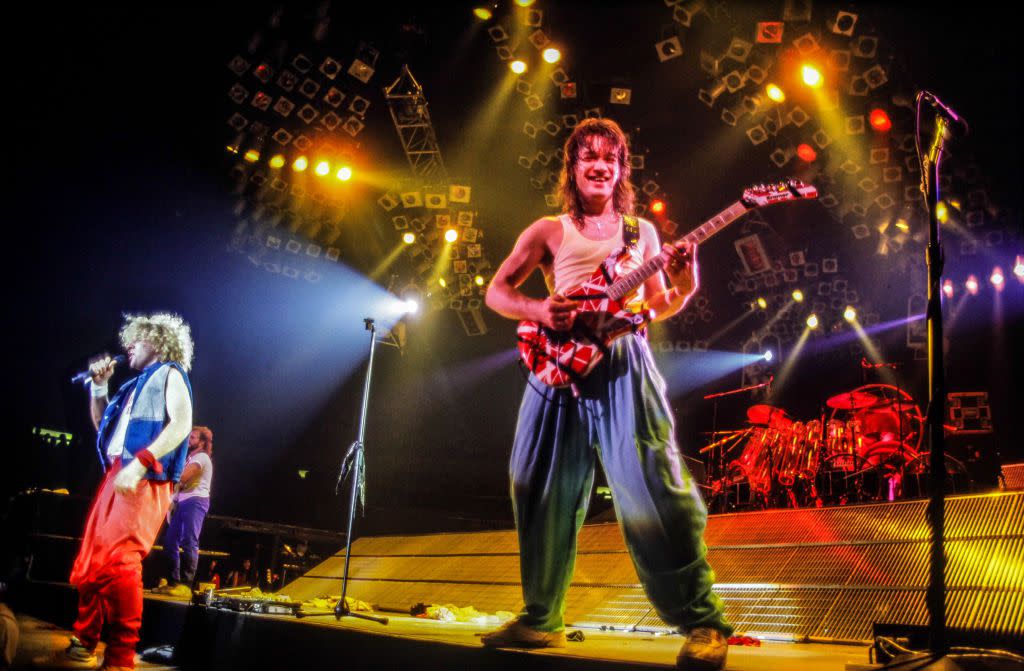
[919,91,968,134]
[70,355,125,385]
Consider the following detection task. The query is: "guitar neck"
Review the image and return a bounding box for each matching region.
[608,200,749,299]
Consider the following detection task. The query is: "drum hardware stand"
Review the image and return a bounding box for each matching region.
[302,317,396,627]
[703,377,773,510]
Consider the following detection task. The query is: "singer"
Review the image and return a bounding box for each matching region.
[36,313,194,671]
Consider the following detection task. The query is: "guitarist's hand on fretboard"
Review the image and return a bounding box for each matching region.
[537,293,578,332]
[663,240,699,297]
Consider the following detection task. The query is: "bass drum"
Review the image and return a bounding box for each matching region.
[814,453,880,506]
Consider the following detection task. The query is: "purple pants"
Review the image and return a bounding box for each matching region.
[163,496,209,585]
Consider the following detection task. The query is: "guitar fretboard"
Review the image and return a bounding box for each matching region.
[607,200,750,300]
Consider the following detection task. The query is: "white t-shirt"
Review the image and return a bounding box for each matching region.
[105,389,137,462]
[177,451,213,501]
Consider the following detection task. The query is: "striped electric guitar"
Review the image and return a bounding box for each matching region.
[517,179,818,389]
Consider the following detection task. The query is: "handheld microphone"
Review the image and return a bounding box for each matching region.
[71,355,125,385]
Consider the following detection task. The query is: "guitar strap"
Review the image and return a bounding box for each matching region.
[622,214,640,249]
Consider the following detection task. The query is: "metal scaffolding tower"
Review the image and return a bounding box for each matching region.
[384,65,447,180]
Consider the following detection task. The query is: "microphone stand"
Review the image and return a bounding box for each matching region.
[300,318,391,625]
[921,92,953,656]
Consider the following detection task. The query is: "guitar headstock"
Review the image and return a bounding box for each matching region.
[742,179,819,208]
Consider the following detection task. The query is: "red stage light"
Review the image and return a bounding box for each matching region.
[942,279,954,299]
[869,109,892,132]
[965,275,979,295]
[797,144,817,162]
[650,200,666,214]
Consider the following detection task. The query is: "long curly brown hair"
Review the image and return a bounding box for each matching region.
[558,117,636,230]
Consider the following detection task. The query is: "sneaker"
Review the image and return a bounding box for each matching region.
[32,636,100,669]
[167,583,193,598]
[480,619,566,649]
[677,627,728,671]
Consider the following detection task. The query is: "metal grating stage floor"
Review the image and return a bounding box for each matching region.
[280,491,1024,645]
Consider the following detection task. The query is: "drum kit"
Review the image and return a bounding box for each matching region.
[705,383,962,511]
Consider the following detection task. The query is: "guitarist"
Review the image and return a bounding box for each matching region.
[482,118,731,670]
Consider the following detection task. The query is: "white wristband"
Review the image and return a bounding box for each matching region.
[90,381,109,398]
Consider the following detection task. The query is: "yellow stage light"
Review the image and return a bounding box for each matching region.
[510,60,527,74]
[756,297,768,309]
[936,201,949,223]
[444,228,459,243]
[801,65,823,88]
[268,155,285,169]
[402,232,416,245]
[439,277,447,288]
[807,314,819,329]
[844,306,857,322]
[243,149,260,163]
[336,166,353,181]
[895,219,910,232]
[792,289,804,303]
[515,0,535,6]
[472,7,492,20]
[293,156,308,172]
[314,161,330,176]
[543,48,561,64]
[226,145,239,154]
[766,84,785,102]
[474,275,485,286]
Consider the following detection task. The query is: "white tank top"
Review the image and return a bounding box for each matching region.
[551,214,624,294]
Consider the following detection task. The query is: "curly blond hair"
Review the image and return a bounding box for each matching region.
[119,312,194,372]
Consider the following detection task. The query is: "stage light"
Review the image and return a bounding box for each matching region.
[473,7,492,20]
[801,65,823,88]
[510,60,527,74]
[792,289,805,303]
[543,48,561,64]
[990,266,1005,291]
[402,232,416,244]
[895,219,910,232]
[438,277,447,288]
[807,314,820,329]
[936,201,949,223]
[1014,255,1024,282]
[515,0,535,5]
[444,228,459,243]
[314,160,330,176]
[404,298,420,314]
[869,108,892,132]
[965,275,979,295]
[474,275,485,286]
[650,199,666,214]
[268,154,285,169]
[844,306,857,322]
[942,279,954,299]
[293,156,308,172]
[243,149,260,163]
[763,350,774,362]
[756,297,768,309]
[336,166,353,181]
[796,144,817,162]
[766,84,785,102]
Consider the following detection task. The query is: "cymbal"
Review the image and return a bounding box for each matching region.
[747,404,792,428]
[826,390,880,410]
